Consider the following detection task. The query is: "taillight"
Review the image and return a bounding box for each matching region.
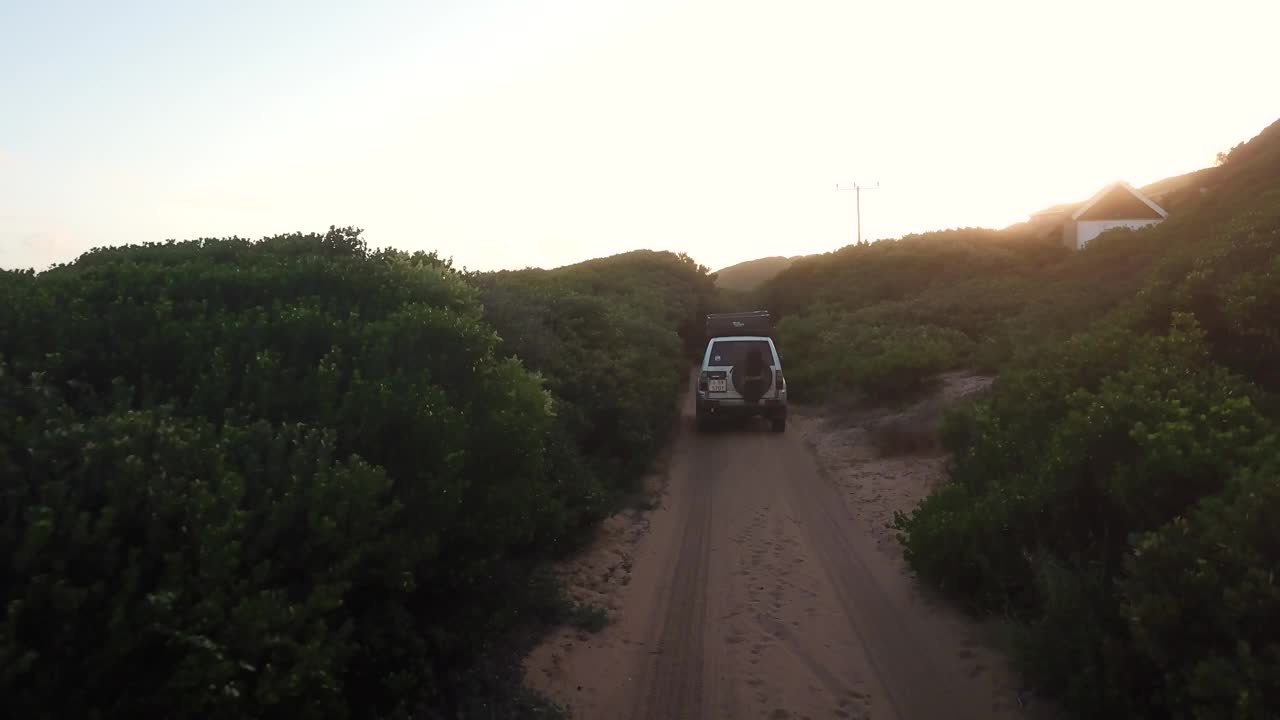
[698,372,709,391]
[776,370,786,391]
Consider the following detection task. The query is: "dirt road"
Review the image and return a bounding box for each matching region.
[526,381,1030,720]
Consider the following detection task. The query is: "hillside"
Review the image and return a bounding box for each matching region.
[768,116,1280,718]
[1139,165,1218,207]
[761,227,1070,399]
[1015,165,1219,233]
[713,255,795,291]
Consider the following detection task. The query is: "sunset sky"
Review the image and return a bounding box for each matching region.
[3,0,1278,272]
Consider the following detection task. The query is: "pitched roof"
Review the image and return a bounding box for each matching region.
[1071,181,1168,221]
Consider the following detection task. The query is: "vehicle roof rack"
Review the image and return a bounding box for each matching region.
[705,310,772,340]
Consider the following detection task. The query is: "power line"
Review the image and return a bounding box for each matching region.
[835,181,880,245]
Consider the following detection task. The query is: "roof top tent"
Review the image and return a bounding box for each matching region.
[705,310,772,341]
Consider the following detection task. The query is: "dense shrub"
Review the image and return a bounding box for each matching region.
[1125,459,1280,718]
[476,251,715,501]
[777,312,971,402]
[758,153,1280,401]
[764,228,1064,319]
[0,382,402,719]
[900,317,1272,605]
[892,117,1280,718]
[755,117,1280,716]
[0,230,706,717]
[762,229,1068,400]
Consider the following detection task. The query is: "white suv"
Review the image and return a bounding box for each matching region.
[695,335,787,432]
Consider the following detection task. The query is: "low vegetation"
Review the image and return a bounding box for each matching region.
[767,117,1280,717]
[475,250,714,503]
[0,235,711,718]
[762,229,1063,401]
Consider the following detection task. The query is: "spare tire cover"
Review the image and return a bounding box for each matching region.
[732,346,772,402]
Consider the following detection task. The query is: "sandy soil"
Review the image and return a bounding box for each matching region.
[794,372,996,559]
[525,373,1045,720]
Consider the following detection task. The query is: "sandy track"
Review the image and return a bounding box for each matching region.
[526,377,1034,720]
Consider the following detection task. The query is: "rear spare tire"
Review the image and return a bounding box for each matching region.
[733,348,772,403]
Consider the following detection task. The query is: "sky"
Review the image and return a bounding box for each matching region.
[3,0,1279,273]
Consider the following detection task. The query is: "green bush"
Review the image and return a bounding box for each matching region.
[764,228,1065,319]
[476,250,715,501]
[1125,460,1280,718]
[777,311,971,402]
[0,230,707,717]
[760,118,1280,718]
[762,229,1068,403]
[893,117,1280,718]
[898,316,1276,712]
[0,381,401,719]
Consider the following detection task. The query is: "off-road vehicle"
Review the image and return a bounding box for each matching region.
[696,312,787,432]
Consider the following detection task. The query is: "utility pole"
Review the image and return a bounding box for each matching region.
[835,181,879,245]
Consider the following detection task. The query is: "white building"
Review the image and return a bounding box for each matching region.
[1029,181,1169,250]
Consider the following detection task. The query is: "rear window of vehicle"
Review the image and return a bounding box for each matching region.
[707,340,774,367]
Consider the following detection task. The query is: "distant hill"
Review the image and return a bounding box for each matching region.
[713,256,796,291]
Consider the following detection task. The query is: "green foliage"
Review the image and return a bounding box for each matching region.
[765,227,1061,317]
[760,152,1280,402]
[476,250,715,505]
[763,228,1068,400]
[891,116,1280,718]
[0,230,703,718]
[0,387,400,719]
[778,311,971,402]
[750,116,1280,717]
[1136,184,1280,394]
[1125,461,1280,718]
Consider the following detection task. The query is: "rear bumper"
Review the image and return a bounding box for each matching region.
[696,392,787,417]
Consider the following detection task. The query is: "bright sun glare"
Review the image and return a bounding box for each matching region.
[1,0,1278,271]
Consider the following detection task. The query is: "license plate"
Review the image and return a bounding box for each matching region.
[709,379,727,392]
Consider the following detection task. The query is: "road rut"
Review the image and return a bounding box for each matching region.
[526,386,1028,720]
